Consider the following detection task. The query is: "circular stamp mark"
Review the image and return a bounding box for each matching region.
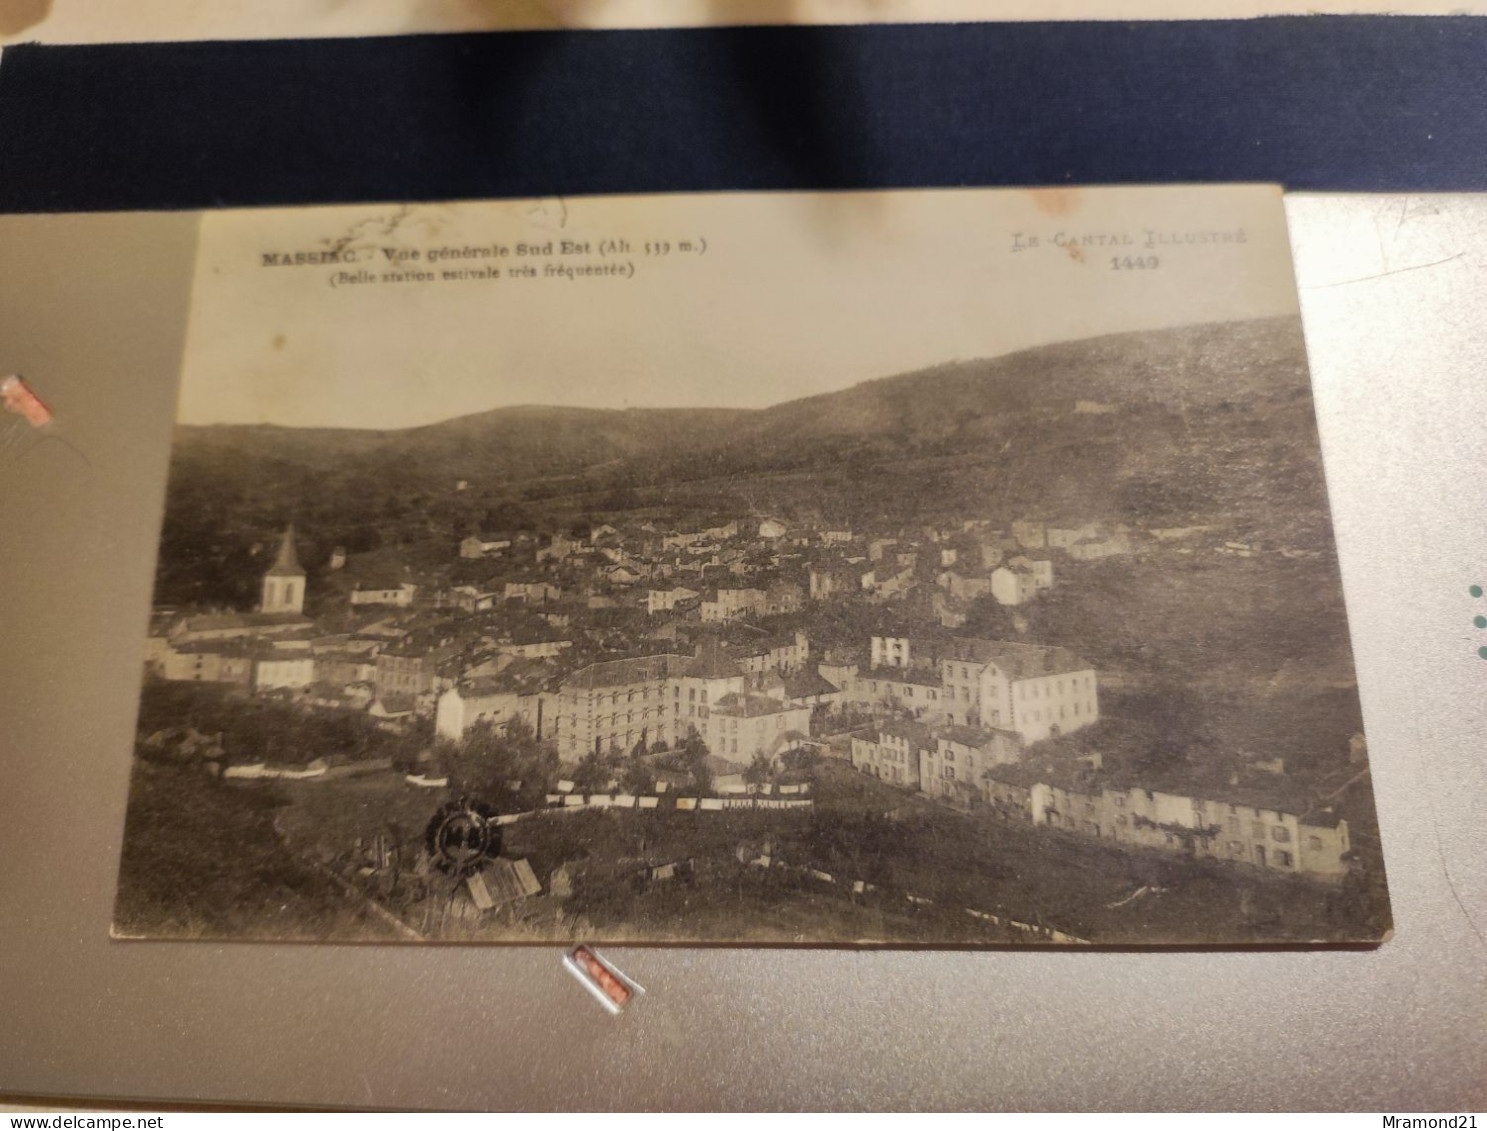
[424,796,502,877]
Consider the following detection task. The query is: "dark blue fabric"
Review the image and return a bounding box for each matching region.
[0,19,1483,212]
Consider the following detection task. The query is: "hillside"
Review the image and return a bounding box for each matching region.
[154,315,1332,604]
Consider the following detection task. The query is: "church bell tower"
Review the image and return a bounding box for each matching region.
[260,523,306,615]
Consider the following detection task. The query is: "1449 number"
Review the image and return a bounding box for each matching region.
[1111,255,1161,271]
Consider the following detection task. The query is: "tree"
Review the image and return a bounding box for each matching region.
[621,756,656,796]
[961,595,1017,639]
[437,718,557,811]
[679,733,712,794]
[743,753,773,788]
[386,719,434,774]
[572,750,611,794]
[1137,681,1214,772]
[780,746,819,774]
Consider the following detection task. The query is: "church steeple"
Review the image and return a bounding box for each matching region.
[260,524,306,615]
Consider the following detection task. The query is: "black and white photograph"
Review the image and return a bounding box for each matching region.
[113,184,1391,946]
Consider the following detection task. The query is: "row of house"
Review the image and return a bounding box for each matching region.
[850,721,1023,796]
[998,764,1353,882]
[850,724,1351,882]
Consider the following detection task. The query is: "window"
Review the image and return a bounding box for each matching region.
[1227,840,1244,854]
[1113,795,1126,808]
[943,766,955,780]
[1275,850,1293,868]
[944,748,955,761]
[1272,826,1291,843]
[1307,835,1324,852]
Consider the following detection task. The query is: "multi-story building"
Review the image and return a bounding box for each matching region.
[158,640,318,693]
[159,642,254,686]
[808,563,865,601]
[350,581,418,607]
[919,724,1022,802]
[700,587,765,623]
[700,692,811,764]
[849,720,929,789]
[547,639,817,765]
[723,630,809,676]
[313,651,378,687]
[375,641,457,706]
[938,639,1096,743]
[989,556,1053,606]
[168,611,313,645]
[990,564,1039,606]
[504,580,563,604]
[491,627,572,660]
[847,666,945,720]
[551,653,692,762]
[1059,781,1351,882]
[647,586,700,614]
[870,635,912,669]
[434,675,548,742]
[938,569,997,602]
[250,647,317,692]
[763,579,805,615]
[674,646,750,735]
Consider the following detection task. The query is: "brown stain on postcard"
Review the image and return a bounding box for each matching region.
[1032,188,1083,218]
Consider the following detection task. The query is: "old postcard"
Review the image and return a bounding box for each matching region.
[115,185,1390,946]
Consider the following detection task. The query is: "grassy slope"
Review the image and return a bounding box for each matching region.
[113,761,398,941]
[244,761,1384,945]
